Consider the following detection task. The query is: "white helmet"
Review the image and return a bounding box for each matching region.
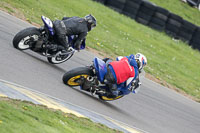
[135,53,147,72]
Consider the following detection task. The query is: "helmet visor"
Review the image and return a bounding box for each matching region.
[90,23,96,30]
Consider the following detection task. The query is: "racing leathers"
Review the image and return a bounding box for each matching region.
[104,54,140,97]
[53,16,89,51]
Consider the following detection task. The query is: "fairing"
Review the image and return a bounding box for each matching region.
[93,58,132,96]
[93,57,107,83]
[41,16,55,36]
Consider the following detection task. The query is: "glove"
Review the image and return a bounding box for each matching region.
[129,79,141,92]
[74,43,81,51]
[133,82,141,93]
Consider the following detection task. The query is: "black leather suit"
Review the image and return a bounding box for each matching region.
[53,17,89,50]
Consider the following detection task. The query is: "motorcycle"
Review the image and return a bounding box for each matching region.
[62,57,143,101]
[13,16,85,64]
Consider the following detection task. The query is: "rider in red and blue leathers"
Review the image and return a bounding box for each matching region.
[104,53,147,97]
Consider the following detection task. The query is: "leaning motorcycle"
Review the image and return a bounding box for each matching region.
[62,57,144,101]
[13,16,85,64]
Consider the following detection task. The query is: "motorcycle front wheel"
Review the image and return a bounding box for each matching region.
[62,67,94,86]
[47,52,74,64]
[13,27,40,50]
[47,48,75,64]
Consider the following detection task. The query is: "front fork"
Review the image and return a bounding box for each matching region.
[30,27,47,51]
[33,28,56,57]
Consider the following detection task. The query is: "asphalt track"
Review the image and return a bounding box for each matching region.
[0,10,200,133]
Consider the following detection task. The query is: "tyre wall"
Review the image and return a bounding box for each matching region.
[93,0,200,51]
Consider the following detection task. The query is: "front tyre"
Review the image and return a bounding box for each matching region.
[13,27,40,50]
[62,67,94,86]
[47,52,74,64]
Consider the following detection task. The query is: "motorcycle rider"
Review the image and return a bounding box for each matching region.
[103,53,147,97]
[51,14,96,52]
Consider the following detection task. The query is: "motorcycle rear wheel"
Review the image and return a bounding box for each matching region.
[62,67,94,86]
[99,95,124,101]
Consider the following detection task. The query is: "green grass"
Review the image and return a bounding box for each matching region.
[0,97,121,133]
[0,0,200,101]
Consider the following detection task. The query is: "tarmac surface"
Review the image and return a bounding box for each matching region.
[0,10,200,133]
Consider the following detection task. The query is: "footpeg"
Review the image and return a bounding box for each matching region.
[90,87,96,95]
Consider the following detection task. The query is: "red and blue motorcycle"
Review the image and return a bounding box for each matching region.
[62,57,143,101]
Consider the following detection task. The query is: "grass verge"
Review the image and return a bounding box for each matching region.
[0,0,200,102]
[0,97,121,133]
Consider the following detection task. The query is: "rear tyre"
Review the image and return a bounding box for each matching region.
[62,67,94,87]
[13,27,40,50]
[99,95,124,101]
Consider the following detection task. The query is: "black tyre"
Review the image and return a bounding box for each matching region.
[177,21,196,41]
[99,95,124,101]
[155,7,169,16]
[149,23,165,31]
[154,12,168,21]
[168,13,183,22]
[139,6,156,16]
[141,0,156,9]
[122,11,137,19]
[191,37,200,44]
[124,1,141,9]
[192,27,200,38]
[136,11,152,21]
[165,23,180,33]
[94,0,107,4]
[47,52,74,64]
[105,0,126,10]
[189,39,200,46]
[123,1,140,15]
[178,37,190,43]
[167,18,182,27]
[128,0,142,4]
[165,30,177,37]
[136,17,149,25]
[181,20,197,32]
[189,42,200,50]
[178,23,196,34]
[63,67,94,87]
[178,31,193,41]
[150,17,166,26]
[109,7,123,13]
[13,27,40,50]
[165,24,179,37]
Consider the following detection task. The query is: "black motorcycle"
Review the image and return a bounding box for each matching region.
[13,16,86,64]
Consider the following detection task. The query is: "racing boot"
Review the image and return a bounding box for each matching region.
[104,83,118,98]
[45,44,58,56]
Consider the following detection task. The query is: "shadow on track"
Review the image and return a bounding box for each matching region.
[67,86,131,116]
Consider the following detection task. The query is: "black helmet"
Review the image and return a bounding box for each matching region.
[84,14,97,30]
